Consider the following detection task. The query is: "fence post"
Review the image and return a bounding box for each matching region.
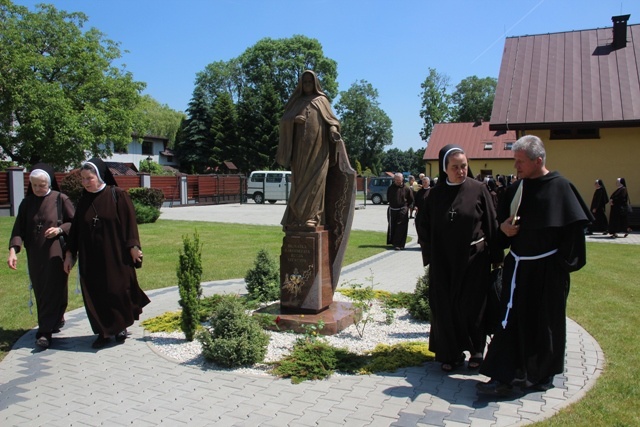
[139,172,151,188]
[363,176,368,207]
[179,175,188,205]
[8,167,25,217]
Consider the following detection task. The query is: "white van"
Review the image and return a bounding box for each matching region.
[247,171,292,204]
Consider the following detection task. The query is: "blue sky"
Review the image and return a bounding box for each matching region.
[14,0,640,151]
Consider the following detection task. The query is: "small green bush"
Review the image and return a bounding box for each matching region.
[244,249,280,303]
[133,201,161,224]
[408,267,431,321]
[198,295,269,367]
[271,339,343,384]
[128,187,165,209]
[141,311,182,332]
[360,341,434,374]
[380,291,414,309]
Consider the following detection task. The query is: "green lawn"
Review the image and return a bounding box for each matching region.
[1,215,639,425]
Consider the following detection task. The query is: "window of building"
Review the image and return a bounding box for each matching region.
[504,142,514,150]
[483,142,493,150]
[550,128,599,140]
[142,141,153,155]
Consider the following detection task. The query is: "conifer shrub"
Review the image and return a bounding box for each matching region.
[177,231,203,341]
[244,249,280,303]
[408,267,431,321]
[198,295,269,367]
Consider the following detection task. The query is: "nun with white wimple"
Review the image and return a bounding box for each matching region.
[64,158,149,349]
[8,163,75,349]
[419,145,503,372]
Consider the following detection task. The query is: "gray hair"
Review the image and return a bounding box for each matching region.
[394,172,403,179]
[29,169,51,187]
[513,135,546,165]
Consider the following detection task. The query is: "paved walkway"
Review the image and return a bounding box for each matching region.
[0,202,617,426]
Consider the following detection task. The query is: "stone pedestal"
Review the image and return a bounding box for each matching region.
[254,301,358,335]
[280,227,333,314]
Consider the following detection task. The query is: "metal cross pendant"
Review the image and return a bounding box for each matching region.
[448,207,457,222]
[92,215,100,227]
[35,223,43,233]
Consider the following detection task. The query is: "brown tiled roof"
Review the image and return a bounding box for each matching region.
[490,21,640,130]
[223,161,238,170]
[106,162,138,176]
[423,121,517,161]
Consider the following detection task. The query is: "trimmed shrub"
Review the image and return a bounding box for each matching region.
[197,295,269,367]
[128,187,165,209]
[408,267,431,321]
[244,249,280,303]
[177,231,203,341]
[133,201,161,224]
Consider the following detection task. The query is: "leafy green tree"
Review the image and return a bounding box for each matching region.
[174,86,213,173]
[335,80,392,176]
[210,92,238,168]
[382,147,426,176]
[450,76,497,123]
[138,158,167,175]
[194,59,242,105]
[0,1,146,169]
[238,35,339,105]
[418,68,451,142]
[134,95,185,146]
[190,35,338,172]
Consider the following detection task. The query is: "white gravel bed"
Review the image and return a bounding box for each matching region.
[147,293,430,376]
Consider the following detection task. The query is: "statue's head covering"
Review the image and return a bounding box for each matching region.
[283,70,327,110]
[82,157,117,186]
[27,163,59,196]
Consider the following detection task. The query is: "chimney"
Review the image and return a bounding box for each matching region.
[474,117,483,126]
[611,14,630,49]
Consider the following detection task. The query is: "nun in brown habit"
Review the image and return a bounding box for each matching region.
[64,158,149,349]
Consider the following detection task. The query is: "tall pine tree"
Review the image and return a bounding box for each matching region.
[210,92,239,170]
[175,86,213,173]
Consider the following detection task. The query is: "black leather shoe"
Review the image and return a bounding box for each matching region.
[476,379,513,397]
[115,329,128,343]
[36,336,50,349]
[92,336,110,349]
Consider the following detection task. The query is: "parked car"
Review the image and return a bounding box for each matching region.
[247,171,291,204]
[366,176,393,204]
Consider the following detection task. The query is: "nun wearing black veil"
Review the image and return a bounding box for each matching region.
[419,145,502,372]
[64,158,149,349]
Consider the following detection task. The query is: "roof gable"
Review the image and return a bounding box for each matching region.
[490,21,640,130]
[423,122,517,161]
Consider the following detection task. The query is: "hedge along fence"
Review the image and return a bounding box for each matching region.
[1,169,247,213]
